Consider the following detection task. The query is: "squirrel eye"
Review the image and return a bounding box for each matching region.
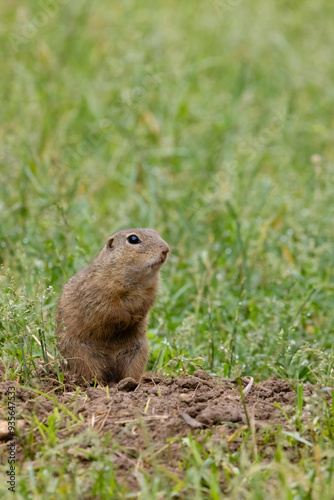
[127,234,141,244]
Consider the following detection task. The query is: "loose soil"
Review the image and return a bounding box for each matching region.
[0,368,317,491]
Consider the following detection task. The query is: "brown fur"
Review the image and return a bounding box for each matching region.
[55,228,169,384]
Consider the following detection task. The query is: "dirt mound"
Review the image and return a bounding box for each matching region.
[1,370,305,442]
[0,369,315,488]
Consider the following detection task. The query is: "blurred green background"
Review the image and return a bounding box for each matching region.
[1,0,334,382]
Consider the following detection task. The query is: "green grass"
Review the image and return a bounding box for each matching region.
[1,0,334,498]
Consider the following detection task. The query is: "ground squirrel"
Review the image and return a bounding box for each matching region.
[56,228,169,384]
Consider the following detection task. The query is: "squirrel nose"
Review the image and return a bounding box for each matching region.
[161,244,170,256]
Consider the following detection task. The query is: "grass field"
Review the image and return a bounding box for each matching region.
[1,0,334,498]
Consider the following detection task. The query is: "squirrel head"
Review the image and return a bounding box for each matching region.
[97,228,170,287]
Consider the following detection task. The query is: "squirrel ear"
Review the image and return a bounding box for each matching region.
[106,237,114,249]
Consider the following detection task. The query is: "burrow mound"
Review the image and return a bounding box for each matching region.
[0,369,313,455]
[2,369,324,490]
